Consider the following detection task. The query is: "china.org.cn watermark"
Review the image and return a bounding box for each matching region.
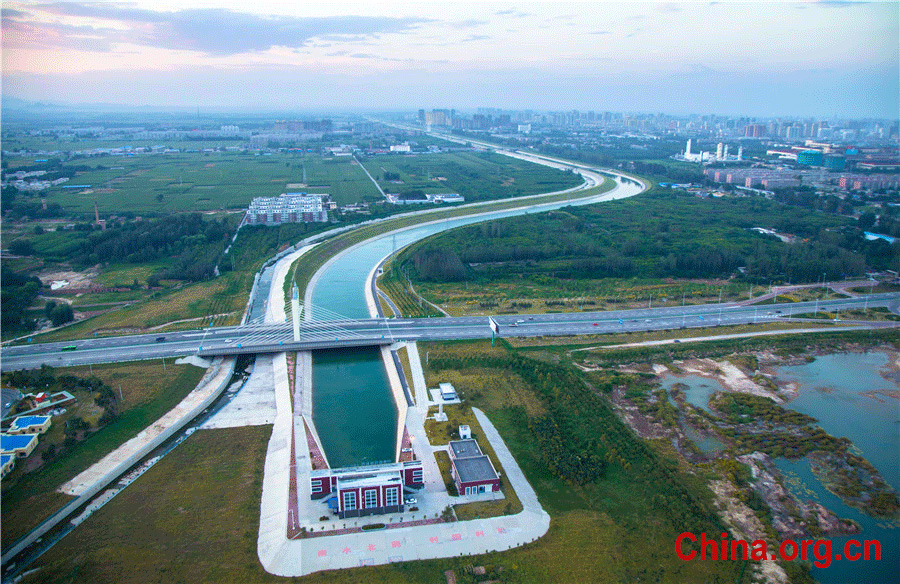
[676,532,882,569]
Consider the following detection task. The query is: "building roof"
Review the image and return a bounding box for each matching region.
[1,454,13,467]
[452,455,498,484]
[10,415,51,430]
[338,473,403,491]
[449,439,482,459]
[0,433,38,453]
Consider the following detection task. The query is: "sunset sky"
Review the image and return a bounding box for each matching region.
[2,1,897,117]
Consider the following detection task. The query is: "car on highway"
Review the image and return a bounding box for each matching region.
[593,322,598,326]
[155,336,166,342]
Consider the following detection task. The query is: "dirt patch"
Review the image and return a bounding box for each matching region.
[665,358,791,402]
[36,267,100,289]
[709,479,788,584]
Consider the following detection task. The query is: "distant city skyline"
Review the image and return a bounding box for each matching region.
[2,1,897,118]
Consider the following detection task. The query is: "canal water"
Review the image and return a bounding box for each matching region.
[308,179,643,467]
[773,352,900,584]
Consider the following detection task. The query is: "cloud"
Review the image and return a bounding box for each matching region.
[495,9,529,18]
[1,7,28,19]
[449,19,488,29]
[10,4,431,55]
[589,30,611,35]
[461,35,490,42]
[655,3,683,13]
[2,17,128,52]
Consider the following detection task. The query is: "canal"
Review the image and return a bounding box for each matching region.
[308,178,644,467]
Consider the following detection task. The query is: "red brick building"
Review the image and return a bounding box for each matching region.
[310,461,424,519]
[448,439,501,496]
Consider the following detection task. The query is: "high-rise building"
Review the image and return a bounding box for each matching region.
[744,124,766,137]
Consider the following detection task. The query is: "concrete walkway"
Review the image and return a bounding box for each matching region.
[406,342,430,409]
[202,353,276,429]
[59,357,232,496]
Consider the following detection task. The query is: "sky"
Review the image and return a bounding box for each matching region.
[2,1,898,118]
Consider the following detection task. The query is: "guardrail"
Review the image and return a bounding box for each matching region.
[197,337,393,357]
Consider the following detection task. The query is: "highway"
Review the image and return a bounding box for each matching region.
[3,293,898,371]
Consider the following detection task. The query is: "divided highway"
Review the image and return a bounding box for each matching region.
[3,293,898,371]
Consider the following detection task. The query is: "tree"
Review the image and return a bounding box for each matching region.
[9,239,34,256]
[858,212,877,231]
[49,303,74,327]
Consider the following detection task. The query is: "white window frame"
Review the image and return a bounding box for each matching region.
[364,489,378,509]
[385,487,398,506]
[342,490,356,511]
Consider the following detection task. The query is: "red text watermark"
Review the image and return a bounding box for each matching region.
[676,532,881,569]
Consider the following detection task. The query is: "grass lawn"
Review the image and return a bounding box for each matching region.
[20,425,739,584]
[1,361,205,544]
[359,151,583,204]
[424,402,523,521]
[412,277,749,318]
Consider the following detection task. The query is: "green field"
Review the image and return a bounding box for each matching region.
[31,152,379,215]
[360,150,582,202]
[1,361,205,545]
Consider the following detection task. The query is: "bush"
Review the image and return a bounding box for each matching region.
[49,303,74,327]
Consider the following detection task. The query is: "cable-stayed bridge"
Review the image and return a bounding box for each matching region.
[3,294,900,371]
